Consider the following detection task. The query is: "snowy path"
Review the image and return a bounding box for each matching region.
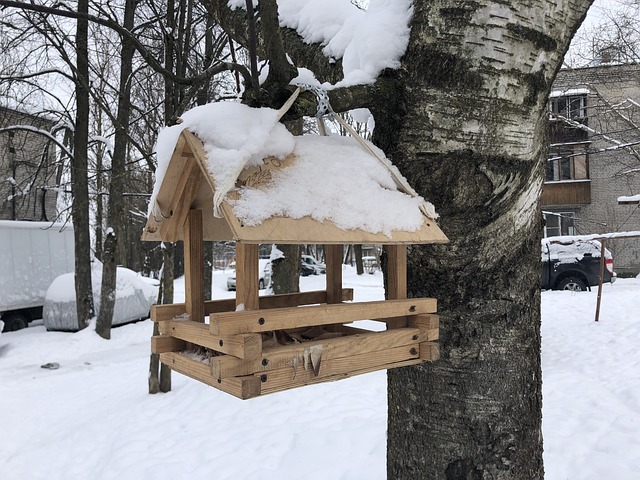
[0,269,638,479]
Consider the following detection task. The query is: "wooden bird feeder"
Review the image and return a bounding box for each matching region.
[143,128,448,399]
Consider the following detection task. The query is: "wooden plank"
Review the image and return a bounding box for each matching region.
[255,288,354,309]
[211,327,424,379]
[386,245,407,329]
[184,209,205,322]
[258,346,421,395]
[408,314,440,341]
[210,298,437,335]
[151,335,186,354]
[236,243,259,310]
[220,196,449,245]
[150,289,356,322]
[159,352,261,399]
[419,341,440,361]
[325,244,343,304]
[158,320,262,359]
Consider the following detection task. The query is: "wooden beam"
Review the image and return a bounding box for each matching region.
[210,298,437,335]
[211,327,424,379]
[325,244,343,304]
[150,289,355,322]
[159,352,261,399]
[386,245,408,329]
[157,320,262,359]
[151,335,186,354]
[236,243,259,310]
[184,209,205,323]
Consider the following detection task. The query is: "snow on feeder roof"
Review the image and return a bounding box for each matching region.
[143,101,447,245]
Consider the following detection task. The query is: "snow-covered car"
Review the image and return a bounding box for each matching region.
[43,262,159,332]
[227,259,271,291]
[301,255,326,275]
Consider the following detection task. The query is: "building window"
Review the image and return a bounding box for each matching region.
[546,144,589,182]
[544,212,576,237]
[550,94,587,119]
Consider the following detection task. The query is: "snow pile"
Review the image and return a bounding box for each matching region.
[1,270,639,479]
[227,0,413,87]
[150,102,292,218]
[618,194,640,203]
[542,237,612,262]
[152,102,435,236]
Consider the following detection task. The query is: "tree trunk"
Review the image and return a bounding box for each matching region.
[270,118,303,295]
[380,2,592,478]
[71,0,94,330]
[160,242,174,392]
[271,244,300,294]
[354,244,364,275]
[96,0,137,339]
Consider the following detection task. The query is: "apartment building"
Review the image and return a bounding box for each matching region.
[0,105,60,221]
[544,63,640,276]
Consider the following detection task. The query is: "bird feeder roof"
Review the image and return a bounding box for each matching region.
[142,103,448,245]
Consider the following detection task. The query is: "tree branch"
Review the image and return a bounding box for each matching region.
[0,0,250,86]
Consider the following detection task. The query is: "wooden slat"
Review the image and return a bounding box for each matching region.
[151,335,186,354]
[150,289,356,322]
[408,314,440,341]
[325,244,343,304]
[419,341,440,361]
[255,288,354,309]
[211,327,423,379]
[159,352,261,399]
[157,320,262,359]
[184,209,205,323]
[386,245,408,329]
[258,346,421,395]
[210,298,437,335]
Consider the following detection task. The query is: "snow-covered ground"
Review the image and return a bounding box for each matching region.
[1,268,638,479]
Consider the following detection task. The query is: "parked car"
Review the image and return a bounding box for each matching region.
[301,255,326,275]
[300,262,316,276]
[43,263,158,332]
[541,237,616,291]
[227,259,271,291]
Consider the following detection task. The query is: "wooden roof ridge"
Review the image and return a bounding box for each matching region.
[142,129,449,245]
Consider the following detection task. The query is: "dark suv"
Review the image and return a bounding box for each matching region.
[541,237,616,291]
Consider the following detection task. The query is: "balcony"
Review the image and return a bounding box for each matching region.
[542,180,591,206]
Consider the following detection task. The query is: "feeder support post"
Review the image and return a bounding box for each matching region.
[325,244,343,304]
[386,245,408,329]
[236,243,260,310]
[184,209,205,322]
